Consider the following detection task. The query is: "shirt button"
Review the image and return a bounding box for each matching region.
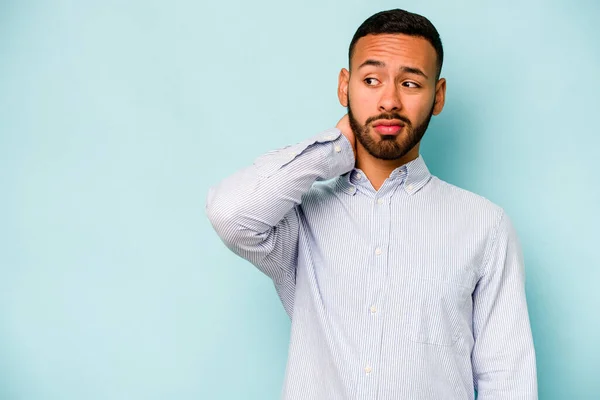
[334,145,341,152]
[348,186,356,194]
[370,305,377,314]
[376,198,384,205]
[407,184,414,190]
[375,248,382,256]
[365,366,372,374]
[355,173,362,180]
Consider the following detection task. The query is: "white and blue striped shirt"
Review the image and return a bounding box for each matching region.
[206,127,537,399]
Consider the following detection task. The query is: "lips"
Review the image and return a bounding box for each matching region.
[372,120,404,135]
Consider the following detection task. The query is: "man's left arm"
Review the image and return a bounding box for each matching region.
[471,210,538,399]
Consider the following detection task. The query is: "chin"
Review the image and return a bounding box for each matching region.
[371,130,402,141]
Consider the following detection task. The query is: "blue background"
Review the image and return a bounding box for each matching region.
[1,0,599,398]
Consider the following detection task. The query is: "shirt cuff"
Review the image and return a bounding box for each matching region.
[325,128,355,177]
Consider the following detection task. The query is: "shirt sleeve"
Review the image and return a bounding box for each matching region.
[205,127,354,287]
[471,210,538,399]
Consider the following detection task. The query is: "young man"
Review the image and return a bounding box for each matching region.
[206,8,538,400]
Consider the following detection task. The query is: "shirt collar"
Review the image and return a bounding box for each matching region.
[337,154,432,196]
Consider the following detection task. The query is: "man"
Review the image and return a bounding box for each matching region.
[206,8,537,400]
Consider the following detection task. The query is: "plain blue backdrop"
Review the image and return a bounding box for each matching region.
[1,0,599,398]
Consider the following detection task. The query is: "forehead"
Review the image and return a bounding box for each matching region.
[351,34,438,76]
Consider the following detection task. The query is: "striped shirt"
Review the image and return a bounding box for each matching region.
[206,127,537,399]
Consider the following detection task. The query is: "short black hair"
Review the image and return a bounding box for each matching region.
[348,9,444,79]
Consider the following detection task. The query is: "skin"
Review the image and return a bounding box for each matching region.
[336,33,447,190]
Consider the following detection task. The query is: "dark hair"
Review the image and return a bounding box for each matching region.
[348,9,444,79]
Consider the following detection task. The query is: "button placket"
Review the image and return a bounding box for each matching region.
[358,192,391,397]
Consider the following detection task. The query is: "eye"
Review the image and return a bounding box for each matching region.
[364,77,380,86]
[402,81,420,88]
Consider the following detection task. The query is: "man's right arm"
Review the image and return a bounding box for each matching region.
[205,127,355,285]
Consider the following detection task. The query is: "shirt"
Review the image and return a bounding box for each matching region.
[205,127,538,400]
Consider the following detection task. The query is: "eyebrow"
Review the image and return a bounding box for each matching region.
[357,59,429,80]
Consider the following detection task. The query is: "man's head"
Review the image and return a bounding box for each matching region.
[338,9,446,162]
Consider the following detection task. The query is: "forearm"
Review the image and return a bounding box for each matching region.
[205,127,354,254]
[473,306,537,399]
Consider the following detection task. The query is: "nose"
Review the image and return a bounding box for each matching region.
[377,83,402,113]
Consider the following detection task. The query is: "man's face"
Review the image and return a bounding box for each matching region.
[338,34,446,161]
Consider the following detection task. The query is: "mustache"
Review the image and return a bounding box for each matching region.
[365,113,411,126]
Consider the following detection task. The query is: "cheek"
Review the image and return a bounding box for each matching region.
[349,86,379,121]
[403,95,435,122]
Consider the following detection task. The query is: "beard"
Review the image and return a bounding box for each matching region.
[347,99,435,161]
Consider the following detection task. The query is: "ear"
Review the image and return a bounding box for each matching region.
[432,77,446,116]
[337,68,350,107]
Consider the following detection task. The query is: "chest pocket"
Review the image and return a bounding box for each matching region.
[405,276,471,347]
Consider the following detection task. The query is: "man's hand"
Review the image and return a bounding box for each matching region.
[336,114,356,159]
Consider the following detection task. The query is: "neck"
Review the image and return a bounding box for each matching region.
[355,143,420,191]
